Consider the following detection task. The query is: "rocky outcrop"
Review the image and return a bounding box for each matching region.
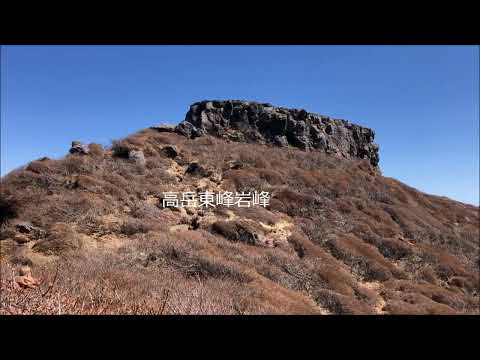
[14,221,45,239]
[172,100,380,167]
[128,150,146,166]
[69,141,90,155]
[161,145,179,159]
[150,124,176,133]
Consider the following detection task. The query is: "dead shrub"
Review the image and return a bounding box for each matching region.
[373,224,400,238]
[10,250,34,266]
[256,169,285,185]
[350,221,375,240]
[417,266,438,284]
[255,251,313,291]
[231,206,281,225]
[313,289,374,315]
[287,233,307,258]
[383,279,470,312]
[326,235,395,281]
[103,172,129,189]
[147,131,184,146]
[254,157,269,169]
[88,143,104,156]
[336,198,355,214]
[378,238,412,260]
[26,160,51,174]
[448,276,478,294]
[211,221,260,245]
[223,169,269,193]
[331,178,351,198]
[120,218,153,236]
[417,244,468,281]
[296,217,329,245]
[173,254,251,283]
[0,195,18,226]
[368,190,394,204]
[145,156,170,170]
[273,189,322,218]
[111,140,133,158]
[60,155,95,175]
[142,233,253,284]
[383,296,456,315]
[33,223,81,255]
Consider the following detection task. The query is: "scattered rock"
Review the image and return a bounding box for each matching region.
[274,135,289,147]
[161,145,179,159]
[150,124,176,132]
[14,221,45,238]
[128,149,146,166]
[69,141,90,155]
[185,162,211,177]
[229,160,244,170]
[175,121,204,139]
[15,221,37,234]
[14,266,40,289]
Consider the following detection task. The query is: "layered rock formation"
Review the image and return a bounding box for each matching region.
[168,100,379,167]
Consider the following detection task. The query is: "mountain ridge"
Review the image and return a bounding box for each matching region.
[0,101,478,314]
[154,100,380,167]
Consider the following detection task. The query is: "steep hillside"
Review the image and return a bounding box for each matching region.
[1,100,478,314]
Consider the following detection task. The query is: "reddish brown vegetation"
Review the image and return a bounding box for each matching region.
[1,129,478,314]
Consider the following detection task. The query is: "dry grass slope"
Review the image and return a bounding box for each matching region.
[1,129,478,314]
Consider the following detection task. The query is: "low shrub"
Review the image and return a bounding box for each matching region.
[287,233,307,258]
[211,221,260,245]
[88,143,104,157]
[120,218,153,236]
[26,160,51,174]
[378,238,412,260]
[0,195,18,226]
[111,140,133,158]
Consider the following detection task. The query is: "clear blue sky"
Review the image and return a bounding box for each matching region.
[1,45,478,205]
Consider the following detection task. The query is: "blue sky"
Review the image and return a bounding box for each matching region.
[1,45,478,205]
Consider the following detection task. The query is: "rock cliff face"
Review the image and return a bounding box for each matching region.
[172,100,380,167]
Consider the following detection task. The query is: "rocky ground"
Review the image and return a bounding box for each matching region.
[0,101,478,314]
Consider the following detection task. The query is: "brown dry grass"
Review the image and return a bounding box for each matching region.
[1,130,478,314]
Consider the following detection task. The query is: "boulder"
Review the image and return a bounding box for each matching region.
[161,145,179,159]
[69,141,90,155]
[175,121,204,139]
[185,162,211,177]
[14,221,45,238]
[14,266,40,289]
[128,150,146,166]
[274,135,289,147]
